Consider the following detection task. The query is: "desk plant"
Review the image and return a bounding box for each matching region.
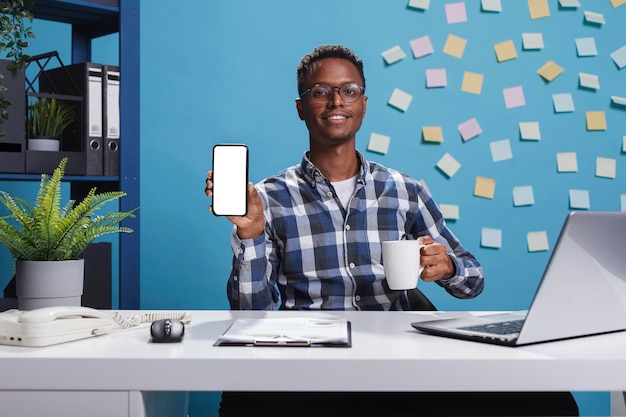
[0,157,137,309]
[27,97,75,151]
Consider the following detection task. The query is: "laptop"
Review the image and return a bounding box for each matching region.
[412,211,626,346]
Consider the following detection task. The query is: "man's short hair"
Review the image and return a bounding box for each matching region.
[297,44,366,94]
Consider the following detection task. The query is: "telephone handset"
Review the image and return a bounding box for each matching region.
[18,306,110,324]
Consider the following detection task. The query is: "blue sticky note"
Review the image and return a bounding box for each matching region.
[575,37,597,57]
[513,186,535,206]
[553,93,575,113]
[569,189,590,209]
[481,227,502,249]
[611,45,626,69]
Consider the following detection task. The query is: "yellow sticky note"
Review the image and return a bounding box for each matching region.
[422,126,444,143]
[586,111,607,131]
[537,61,564,82]
[528,0,550,19]
[611,0,626,7]
[474,176,496,199]
[494,40,517,62]
[461,72,484,94]
[443,34,467,58]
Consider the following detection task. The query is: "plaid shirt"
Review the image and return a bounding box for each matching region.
[228,151,484,311]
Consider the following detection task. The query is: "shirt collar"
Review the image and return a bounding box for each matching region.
[299,150,370,187]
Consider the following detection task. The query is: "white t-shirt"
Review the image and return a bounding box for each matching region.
[331,174,359,210]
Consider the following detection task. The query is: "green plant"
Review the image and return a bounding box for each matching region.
[0,157,137,261]
[28,97,75,138]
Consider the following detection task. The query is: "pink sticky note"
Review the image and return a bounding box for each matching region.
[445,2,468,24]
[503,86,526,109]
[458,118,482,141]
[426,68,447,88]
[410,36,434,58]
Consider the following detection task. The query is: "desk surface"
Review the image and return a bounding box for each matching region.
[1,310,625,392]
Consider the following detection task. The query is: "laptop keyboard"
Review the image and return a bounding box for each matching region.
[458,319,524,335]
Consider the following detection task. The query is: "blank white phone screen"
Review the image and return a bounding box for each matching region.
[212,144,248,216]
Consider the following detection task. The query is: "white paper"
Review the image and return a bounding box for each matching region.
[217,318,350,345]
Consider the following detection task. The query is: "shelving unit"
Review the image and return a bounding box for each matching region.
[0,0,140,308]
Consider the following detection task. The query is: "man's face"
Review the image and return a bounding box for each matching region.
[296,58,367,147]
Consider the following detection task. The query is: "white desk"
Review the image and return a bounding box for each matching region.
[1,310,625,416]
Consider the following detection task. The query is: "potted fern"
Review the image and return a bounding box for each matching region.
[0,157,137,310]
[27,97,75,151]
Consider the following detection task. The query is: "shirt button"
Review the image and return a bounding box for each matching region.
[355,295,361,301]
[233,276,238,281]
[349,262,355,268]
[327,191,333,197]
[345,225,351,231]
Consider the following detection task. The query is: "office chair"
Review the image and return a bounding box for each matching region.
[406,288,437,311]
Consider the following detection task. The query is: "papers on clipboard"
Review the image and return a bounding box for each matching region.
[215,317,352,347]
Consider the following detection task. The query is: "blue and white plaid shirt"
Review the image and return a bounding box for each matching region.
[228,151,484,310]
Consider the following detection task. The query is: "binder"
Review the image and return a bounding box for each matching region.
[103,65,120,176]
[39,63,104,175]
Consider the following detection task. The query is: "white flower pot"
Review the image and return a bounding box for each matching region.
[28,137,60,152]
[16,259,84,311]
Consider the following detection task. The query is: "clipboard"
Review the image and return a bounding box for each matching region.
[214,317,352,347]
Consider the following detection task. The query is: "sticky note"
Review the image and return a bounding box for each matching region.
[513,186,535,206]
[482,0,502,12]
[596,157,616,179]
[436,153,461,178]
[519,121,541,140]
[388,88,413,112]
[382,46,406,65]
[439,204,460,220]
[481,228,502,249]
[426,68,447,88]
[579,73,599,90]
[494,40,517,62]
[612,96,626,106]
[522,33,544,50]
[443,34,467,58]
[528,0,550,19]
[410,36,434,59]
[611,45,626,69]
[584,10,605,24]
[569,189,590,209]
[367,132,391,155]
[621,195,626,211]
[575,37,597,57]
[408,0,430,10]
[585,111,606,131]
[528,231,549,252]
[474,177,496,199]
[537,61,564,82]
[422,126,444,143]
[462,72,483,94]
[553,93,574,113]
[623,136,626,152]
[559,0,580,7]
[490,139,513,162]
[557,152,578,172]
[503,86,525,109]
[458,118,482,142]
[445,2,467,24]
[611,0,626,7]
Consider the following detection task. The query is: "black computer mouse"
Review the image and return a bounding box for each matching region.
[150,318,185,343]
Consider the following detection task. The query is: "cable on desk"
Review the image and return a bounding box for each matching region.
[111,311,192,329]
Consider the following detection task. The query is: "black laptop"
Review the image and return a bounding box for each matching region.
[412,211,626,346]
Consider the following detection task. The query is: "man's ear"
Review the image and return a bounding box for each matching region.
[295,99,305,120]
[361,95,368,118]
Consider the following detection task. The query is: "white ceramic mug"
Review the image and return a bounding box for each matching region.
[382,240,425,290]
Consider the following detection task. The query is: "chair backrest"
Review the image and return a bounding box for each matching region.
[406,288,437,311]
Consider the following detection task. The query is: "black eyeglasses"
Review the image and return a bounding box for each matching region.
[299,82,365,103]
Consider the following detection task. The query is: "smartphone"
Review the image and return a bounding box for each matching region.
[211,144,249,216]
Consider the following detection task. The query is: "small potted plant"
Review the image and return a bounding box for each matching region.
[27,97,76,151]
[0,157,137,309]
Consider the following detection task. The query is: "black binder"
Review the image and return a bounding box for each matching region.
[103,65,120,176]
[39,62,104,175]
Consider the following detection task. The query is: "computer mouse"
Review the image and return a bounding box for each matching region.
[150,318,185,343]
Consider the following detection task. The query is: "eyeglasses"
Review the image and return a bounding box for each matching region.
[299,82,365,103]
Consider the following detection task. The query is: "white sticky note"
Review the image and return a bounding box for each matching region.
[528,231,549,252]
[367,132,391,155]
[621,194,626,212]
[382,46,406,65]
[559,0,580,7]
[513,186,535,206]
[408,0,430,10]
[458,118,482,142]
[522,33,544,50]
[481,227,502,249]
[611,96,626,106]
[596,157,616,179]
[579,73,600,90]
[584,10,605,24]
[519,121,541,140]
[481,0,502,12]
[436,153,461,178]
[557,152,578,172]
[575,37,597,57]
[611,45,626,69]
[490,139,513,162]
[439,204,460,220]
[623,136,626,153]
[569,189,590,209]
[426,68,447,88]
[553,93,575,113]
[388,88,413,112]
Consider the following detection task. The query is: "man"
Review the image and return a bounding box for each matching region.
[205,45,577,416]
